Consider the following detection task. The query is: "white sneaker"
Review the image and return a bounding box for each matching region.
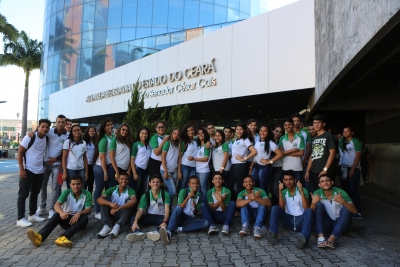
[110,225,120,238]
[95,213,101,220]
[126,232,146,242]
[36,207,47,216]
[28,214,45,222]
[16,218,33,228]
[146,230,161,241]
[48,210,55,219]
[97,225,111,238]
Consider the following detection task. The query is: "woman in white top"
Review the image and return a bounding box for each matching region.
[83,126,96,194]
[109,123,133,188]
[160,127,181,201]
[271,125,284,205]
[229,122,257,197]
[178,124,198,192]
[62,125,88,189]
[130,126,151,200]
[212,129,230,183]
[250,125,283,194]
[148,120,169,177]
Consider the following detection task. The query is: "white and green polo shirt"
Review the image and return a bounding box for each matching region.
[180,140,198,167]
[231,138,252,164]
[109,138,130,170]
[237,187,268,208]
[57,189,92,215]
[212,143,230,171]
[102,185,136,206]
[160,141,180,172]
[253,140,278,166]
[207,187,231,211]
[131,141,151,170]
[281,186,309,216]
[313,187,352,220]
[195,144,210,173]
[95,134,114,166]
[150,134,165,161]
[338,137,362,167]
[138,190,170,215]
[295,129,311,161]
[178,188,202,217]
[278,133,305,171]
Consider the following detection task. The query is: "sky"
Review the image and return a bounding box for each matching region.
[0,0,45,120]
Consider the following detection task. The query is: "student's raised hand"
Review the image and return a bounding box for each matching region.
[333,191,344,204]
[278,181,284,191]
[310,193,321,204]
[297,181,303,191]
[187,191,196,199]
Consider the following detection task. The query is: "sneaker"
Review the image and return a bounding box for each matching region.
[26,229,42,247]
[16,218,33,228]
[159,227,170,244]
[253,227,261,239]
[110,225,120,238]
[97,225,111,238]
[48,210,55,219]
[54,236,73,247]
[239,225,250,236]
[296,233,308,249]
[94,213,101,220]
[147,230,161,241]
[265,230,278,245]
[352,213,362,219]
[208,225,219,235]
[36,207,47,216]
[221,225,230,235]
[126,232,146,242]
[28,214,45,222]
[234,211,241,217]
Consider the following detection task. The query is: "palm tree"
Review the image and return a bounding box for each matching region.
[0,31,42,136]
[0,14,18,42]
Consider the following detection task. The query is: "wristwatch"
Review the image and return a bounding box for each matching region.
[270,160,273,164]
[323,167,328,171]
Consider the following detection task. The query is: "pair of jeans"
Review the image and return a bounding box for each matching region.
[132,214,165,232]
[100,205,133,227]
[147,157,161,178]
[178,164,196,193]
[196,172,210,203]
[271,166,283,205]
[40,162,62,211]
[93,164,112,214]
[38,212,88,241]
[252,163,273,194]
[229,163,248,196]
[344,167,362,213]
[66,169,85,189]
[167,206,209,235]
[17,170,44,220]
[315,202,352,238]
[200,201,236,226]
[84,165,94,194]
[240,204,267,228]
[269,206,313,240]
[160,169,178,200]
[135,166,148,201]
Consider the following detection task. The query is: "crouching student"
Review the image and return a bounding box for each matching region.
[311,174,357,249]
[236,175,271,238]
[201,172,236,235]
[159,175,209,244]
[26,175,91,247]
[97,173,137,238]
[263,170,313,249]
[126,174,170,242]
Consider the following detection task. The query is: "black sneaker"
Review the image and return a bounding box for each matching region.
[296,233,308,249]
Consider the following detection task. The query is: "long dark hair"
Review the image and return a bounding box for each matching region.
[169,127,180,147]
[136,126,150,148]
[247,118,257,144]
[235,122,249,140]
[68,125,83,143]
[215,129,225,147]
[259,125,273,154]
[196,128,210,146]
[83,126,97,146]
[94,117,113,162]
[116,123,133,148]
[180,124,194,144]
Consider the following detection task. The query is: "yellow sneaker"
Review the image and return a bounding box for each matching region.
[54,236,73,247]
[26,229,42,247]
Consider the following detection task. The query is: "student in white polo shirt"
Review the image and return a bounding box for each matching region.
[279,118,305,182]
[83,126,97,194]
[17,119,51,227]
[212,129,231,184]
[148,120,169,177]
[263,170,313,249]
[97,173,137,238]
[62,125,88,189]
[130,126,151,201]
[178,124,198,193]
[26,175,92,248]
[311,174,357,249]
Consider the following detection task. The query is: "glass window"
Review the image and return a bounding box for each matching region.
[46,56,54,83]
[152,27,167,36]
[72,5,83,33]
[168,0,184,29]
[260,0,267,13]
[199,2,213,27]
[104,45,115,72]
[156,35,170,51]
[184,0,199,29]
[214,0,227,6]
[77,47,92,79]
[81,31,94,48]
[121,28,135,42]
[250,0,260,16]
[136,28,152,39]
[69,51,79,80]
[107,0,122,28]
[240,12,250,20]
[94,0,108,29]
[122,0,137,27]
[106,28,120,44]
[214,5,227,24]
[63,7,73,34]
[72,0,83,5]
[57,0,65,12]
[64,0,72,8]
[54,38,64,53]
[204,24,221,34]
[228,0,240,10]
[55,11,64,38]
[142,36,156,50]
[44,100,49,118]
[49,15,56,42]
[202,0,213,3]
[53,54,61,82]
[227,8,239,22]
[70,33,82,50]
[82,3,95,32]
[129,40,143,61]
[51,0,57,15]
[91,46,106,76]
[169,31,185,47]
[93,29,106,46]
[115,42,130,68]
[63,34,72,51]
[137,0,152,27]
[152,0,168,28]
[240,0,251,14]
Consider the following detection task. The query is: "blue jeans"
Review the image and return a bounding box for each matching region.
[315,202,352,238]
[196,172,210,203]
[200,201,236,226]
[160,169,178,201]
[94,164,112,214]
[178,165,196,193]
[345,167,362,213]
[167,206,209,235]
[252,163,272,194]
[269,206,313,240]
[135,166,148,201]
[240,204,267,228]
[40,162,62,211]
[66,169,85,189]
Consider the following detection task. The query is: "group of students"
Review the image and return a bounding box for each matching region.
[17,113,362,250]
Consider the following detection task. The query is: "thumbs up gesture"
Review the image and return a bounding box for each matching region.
[296,180,303,191]
[310,192,321,204]
[333,191,344,204]
[278,181,284,191]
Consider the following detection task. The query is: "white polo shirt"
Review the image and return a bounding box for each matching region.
[63,139,87,170]
[231,138,252,164]
[253,140,278,165]
[109,138,130,170]
[281,186,309,216]
[160,141,179,172]
[86,142,95,165]
[131,141,151,170]
[195,144,211,173]
[338,137,362,168]
[278,133,305,171]
[313,187,352,220]
[180,140,198,167]
[44,128,69,164]
[58,189,92,215]
[20,133,47,174]
[103,185,136,206]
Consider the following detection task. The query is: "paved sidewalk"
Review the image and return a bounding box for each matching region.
[0,160,399,266]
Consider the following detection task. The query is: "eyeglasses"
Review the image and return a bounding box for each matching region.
[121,128,129,132]
[207,126,214,130]
[156,126,165,129]
[275,130,283,134]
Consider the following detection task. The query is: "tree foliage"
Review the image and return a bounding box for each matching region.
[159,104,191,135]
[0,14,18,42]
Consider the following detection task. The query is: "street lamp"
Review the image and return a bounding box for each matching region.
[17,113,20,143]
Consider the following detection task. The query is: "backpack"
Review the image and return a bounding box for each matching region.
[23,133,49,163]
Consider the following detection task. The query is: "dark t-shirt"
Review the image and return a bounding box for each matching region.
[310,132,336,173]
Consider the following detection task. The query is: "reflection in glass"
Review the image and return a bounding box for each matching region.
[121,28,136,42]
[122,0,137,27]
[184,0,199,29]
[168,0,184,29]
[214,5,227,24]
[227,8,240,22]
[199,2,213,27]
[107,28,121,44]
[137,0,152,27]
[107,0,122,28]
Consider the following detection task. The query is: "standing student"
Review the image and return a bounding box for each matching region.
[223,126,234,152]
[205,122,216,145]
[338,126,362,219]
[130,126,151,201]
[305,115,336,192]
[307,122,317,138]
[83,126,96,194]
[17,119,51,227]
[109,124,133,188]
[148,120,169,177]
[229,122,257,196]
[93,117,114,220]
[212,129,230,184]
[246,119,259,169]
[65,118,72,133]
[178,124,198,192]
[160,127,181,201]
[271,125,284,205]
[250,125,283,193]
[62,125,88,189]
